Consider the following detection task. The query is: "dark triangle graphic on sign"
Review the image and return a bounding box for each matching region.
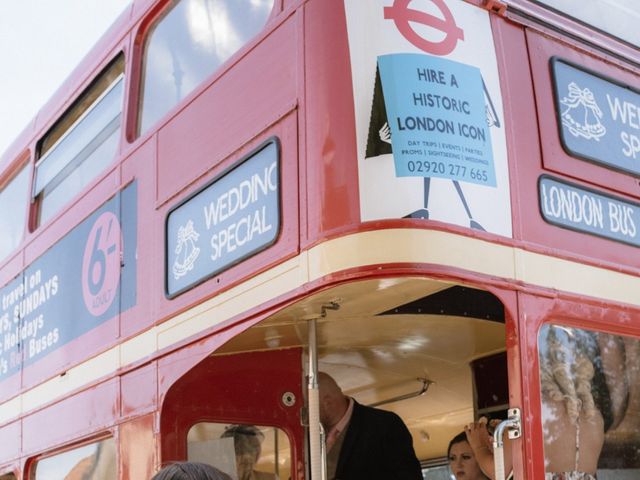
[365,66,393,158]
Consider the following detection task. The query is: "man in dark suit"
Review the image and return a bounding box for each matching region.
[318,372,423,480]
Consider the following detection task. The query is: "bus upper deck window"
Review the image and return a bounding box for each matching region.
[0,164,29,263]
[138,0,275,135]
[533,0,639,47]
[34,54,125,227]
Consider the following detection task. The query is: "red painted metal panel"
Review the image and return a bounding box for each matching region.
[21,317,118,391]
[159,347,304,475]
[0,373,20,406]
[0,420,21,463]
[488,17,539,243]
[120,138,158,341]
[24,170,121,265]
[528,31,640,199]
[120,362,158,418]
[303,0,360,244]
[517,29,640,270]
[0,249,23,288]
[156,16,298,206]
[518,292,551,480]
[22,378,119,456]
[120,414,156,480]
[156,311,275,397]
[155,112,299,326]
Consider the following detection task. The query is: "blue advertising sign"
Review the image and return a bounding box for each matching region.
[166,140,280,297]
[0,183,137,380]
[378,53,496,186]
[553,59,640,176]
[539,176,639,247]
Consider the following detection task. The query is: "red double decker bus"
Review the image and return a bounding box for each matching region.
[0,0,639,479]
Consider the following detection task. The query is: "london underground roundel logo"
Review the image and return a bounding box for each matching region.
[82,211,121,316]
[384,0,464,56]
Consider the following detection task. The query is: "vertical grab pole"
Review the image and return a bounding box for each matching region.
[492,408,521,480]
[308,318,326,480]
[493,438,506,480]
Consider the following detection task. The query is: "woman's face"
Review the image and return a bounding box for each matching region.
[448,441,485,480]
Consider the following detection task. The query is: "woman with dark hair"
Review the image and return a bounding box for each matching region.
[151,462,232,480]
[449,417,513,480]
[448,431,490,480]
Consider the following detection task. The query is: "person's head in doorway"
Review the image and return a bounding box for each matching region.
[316,371,423,479]
[221,424,276,480]
[448,432,490,480]
[318,371,350,431]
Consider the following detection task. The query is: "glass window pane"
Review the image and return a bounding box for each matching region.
[187,423,290,480]
[38,125,120,225]
[33,437,116,480]
[538,325,640,477]
[34,65,124,227]
[35,79,123,195]
[139,0,275,134]
[533,0,640,47]
[0,165,29,262]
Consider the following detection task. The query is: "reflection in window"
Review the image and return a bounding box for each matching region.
[187,422,289,480]
[0,165,29,263]
[34,55,124,227]
[139,0,275,134]
[533,0,639,47]
[538,325,640,478]
[421,464,452,480]
[33,437,116,479]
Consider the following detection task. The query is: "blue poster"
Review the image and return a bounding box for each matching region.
[166,140,280,297]
[553,59,640,175]
[378,53,495,186]
[0,183,137,380]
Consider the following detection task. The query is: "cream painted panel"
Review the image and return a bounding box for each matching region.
[307,229,516,282]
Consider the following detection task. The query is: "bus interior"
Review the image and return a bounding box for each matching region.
[162,277,511,478]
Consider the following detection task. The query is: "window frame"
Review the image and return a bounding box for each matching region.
[27,435,117,480]
[31,53,126,230]
[536,320,640,476]
[186,421,292,479]
[530,0,639,49]
[130,0,280,141]
[34,74,124,196]
[0,157,32,264]
[501,0,639,69]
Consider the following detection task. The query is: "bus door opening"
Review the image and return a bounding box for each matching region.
[223,277,513,478]
[297,279,513,479]
[159,348,304,480]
